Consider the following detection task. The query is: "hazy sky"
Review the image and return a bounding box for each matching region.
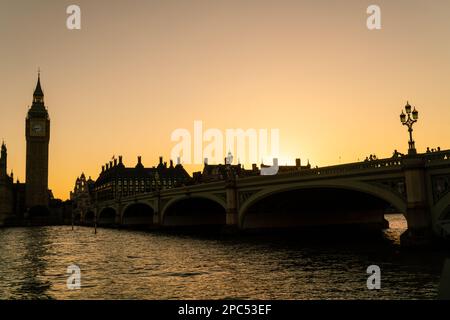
[1,0,450,200]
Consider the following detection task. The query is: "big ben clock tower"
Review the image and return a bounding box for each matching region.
[25,73,50,210]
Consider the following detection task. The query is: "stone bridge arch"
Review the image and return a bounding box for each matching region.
[98,207,117,227]
[161,194,227,227]
[431,192,450,235]
[238,180,407,229]
[121,202,155,228]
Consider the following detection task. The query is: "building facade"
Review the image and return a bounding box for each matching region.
[193,161,260,183]
[192,157,311,183]
[70,173,95,223]
[93,156,192,202]
[261,158,311,173]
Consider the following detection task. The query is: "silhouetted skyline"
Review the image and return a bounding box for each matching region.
[1,0,449,199]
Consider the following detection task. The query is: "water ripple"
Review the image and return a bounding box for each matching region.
[0,215,446,299]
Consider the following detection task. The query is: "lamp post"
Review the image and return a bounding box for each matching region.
[400,101,419,155]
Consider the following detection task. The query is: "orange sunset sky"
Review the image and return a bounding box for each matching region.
[1,0,450,200]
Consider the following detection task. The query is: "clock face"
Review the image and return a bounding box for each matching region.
[30,121,46,136]
[33,124,42,132]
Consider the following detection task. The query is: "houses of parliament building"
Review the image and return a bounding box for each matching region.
[0,74,55,226]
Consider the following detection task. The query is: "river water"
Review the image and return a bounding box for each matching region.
[0,214,447,299]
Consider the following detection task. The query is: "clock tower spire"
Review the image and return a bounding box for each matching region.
[33,70,44,102]
[25,72,50,212]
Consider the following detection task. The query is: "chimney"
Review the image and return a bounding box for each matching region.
[102,165,105,172]
[106,163,109,170]
[138,156,142,165]
[252,163,257,171]
[159,156,163,165]
[109,161,113,168]
[119,155,123,164]
[114,158,117,166]
[204,157,208,165]
[164,161,167,168]
[170,160,174,168]
[296,158,301,167]
[177,156,181,165]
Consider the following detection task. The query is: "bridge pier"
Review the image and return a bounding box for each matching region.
[116,202,123,226]
[401,157,433,246]
[225,180,238,226]
[94,207,99,229]
[153,197,161,226]
[222,179,240,234]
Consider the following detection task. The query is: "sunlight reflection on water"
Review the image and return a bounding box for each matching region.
[0,214,446,299]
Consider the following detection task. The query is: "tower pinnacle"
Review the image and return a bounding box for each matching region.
[33,71,44,103]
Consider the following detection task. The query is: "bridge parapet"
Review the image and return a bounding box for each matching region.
[294,158,403,177]
[235,150,446,181]
[424,150,450,165]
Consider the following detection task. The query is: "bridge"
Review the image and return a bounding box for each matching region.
[81,150,450,246]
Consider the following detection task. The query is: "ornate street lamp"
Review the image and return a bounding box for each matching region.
[400,101,419,155]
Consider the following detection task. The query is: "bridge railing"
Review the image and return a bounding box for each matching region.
[282,157,403,178]
[423,150,450,163]
[266,149,449,178]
